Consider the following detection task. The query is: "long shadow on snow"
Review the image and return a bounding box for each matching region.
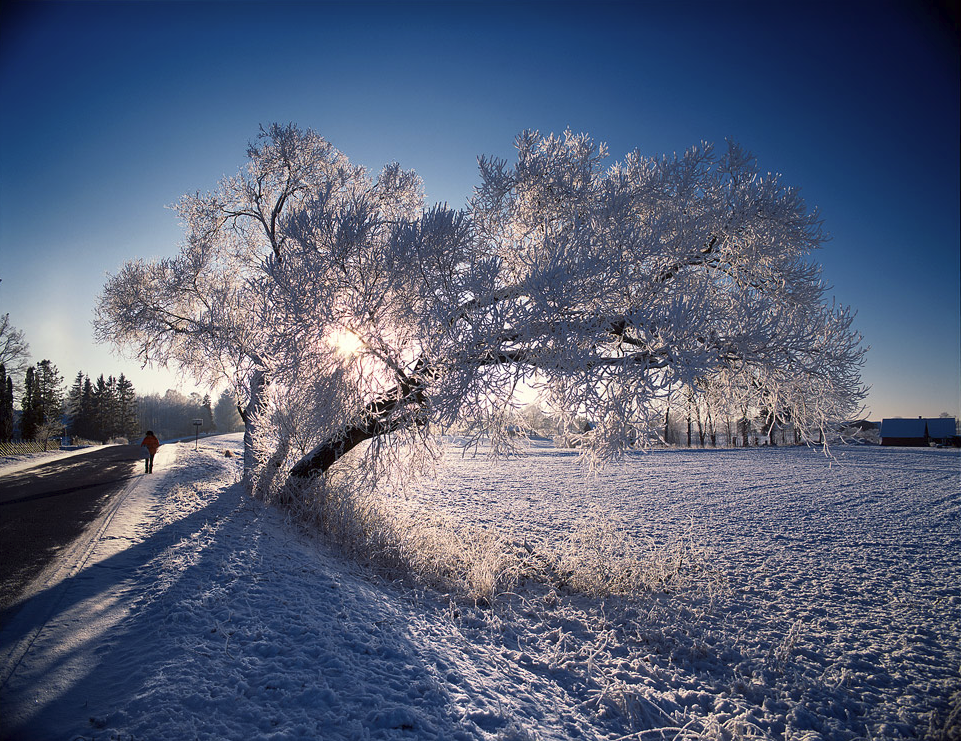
[1,477,519,741]
[0,484,241,739]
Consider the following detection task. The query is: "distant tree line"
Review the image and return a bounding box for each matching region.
[66,372,139,443]
[138,389,243,441]
[0,314,245,444]
[508,372,824,449]
[138,389,213,440]
[214,390,244,434]
[0,362,243,444]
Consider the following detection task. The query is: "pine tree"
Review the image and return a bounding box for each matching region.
[33,360,65,447]
[0,364,14,440]
[214,389,244,433]
[92,375,114,443]
[67,371,86,438]
[106,376,121,439]
[116,374,139,439]
[20,366,38,440]
[4,377,12,439]
[66,372,142,442]
[202,393,215,431]
[79,376,95,440]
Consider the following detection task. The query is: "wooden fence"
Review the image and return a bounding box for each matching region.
[0,439,62,457]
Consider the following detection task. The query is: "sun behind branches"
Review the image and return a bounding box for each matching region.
[331,328,363,358]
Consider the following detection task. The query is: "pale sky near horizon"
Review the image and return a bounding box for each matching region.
[1,0,958,420]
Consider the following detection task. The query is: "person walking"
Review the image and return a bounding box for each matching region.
[140,430,160,473]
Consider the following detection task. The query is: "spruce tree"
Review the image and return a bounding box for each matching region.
[106,376,121,439]
[78,376,95,440]
[92,375,113,442]
[3,376,13,440]
[214,389,244,433]
[116,374,139,439]
[67,371,86,438]
[20,366,38,440]
[202,393,215,431]
[0,364,14,439]
[33,360,65,444]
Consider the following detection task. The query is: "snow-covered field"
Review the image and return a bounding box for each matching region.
[1,436,958,740]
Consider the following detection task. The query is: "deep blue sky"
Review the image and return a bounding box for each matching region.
[1,0,958,420]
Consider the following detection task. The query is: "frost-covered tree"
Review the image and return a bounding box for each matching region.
[134,388,217,440]
[96,124,371,482]
[96,124,866,493]
[0,313,29,387]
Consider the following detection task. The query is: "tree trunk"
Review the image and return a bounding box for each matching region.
[289,409,413,480]
[289,380,425,481]
[240,370,266,490]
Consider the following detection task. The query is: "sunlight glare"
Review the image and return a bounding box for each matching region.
[332,328,363,357]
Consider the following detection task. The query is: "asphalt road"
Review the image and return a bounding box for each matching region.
[0,445,144,614]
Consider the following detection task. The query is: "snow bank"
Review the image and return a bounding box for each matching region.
[1,438,957,740]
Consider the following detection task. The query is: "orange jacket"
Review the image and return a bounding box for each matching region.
[141,434,160,455]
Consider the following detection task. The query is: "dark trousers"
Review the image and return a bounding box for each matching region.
[145,453,155,473]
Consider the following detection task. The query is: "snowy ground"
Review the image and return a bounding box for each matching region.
[0,436,958,740]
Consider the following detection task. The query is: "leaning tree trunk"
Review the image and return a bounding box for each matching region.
[288,378,425,482]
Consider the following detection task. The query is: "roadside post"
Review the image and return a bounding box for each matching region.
[193,418,203,450]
